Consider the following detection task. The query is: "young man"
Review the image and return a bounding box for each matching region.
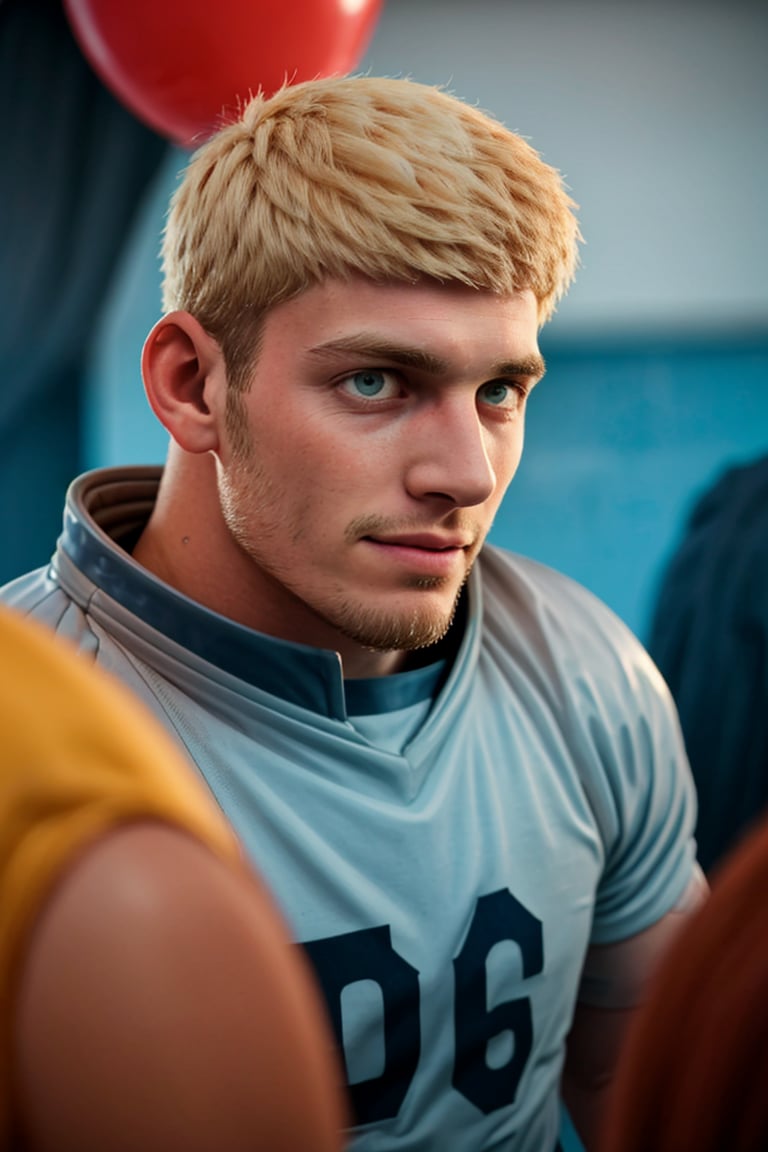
[3,76,705,1151]
[0,606,345,1152]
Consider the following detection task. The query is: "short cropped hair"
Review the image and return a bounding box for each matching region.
[162,75,581,392]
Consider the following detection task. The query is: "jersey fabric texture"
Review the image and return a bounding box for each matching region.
[2,466,699,1152]
[648,452,768,873]
[0,603,241,1148]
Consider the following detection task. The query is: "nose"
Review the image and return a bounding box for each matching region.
[404,397,498,508]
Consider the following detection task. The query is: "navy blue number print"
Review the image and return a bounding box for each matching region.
[303,889,543,1124]
[303,924,421,1125]
[452,888,544,1113]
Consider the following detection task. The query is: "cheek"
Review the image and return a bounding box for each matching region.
[306,438,382,497]
[274,441,364,525]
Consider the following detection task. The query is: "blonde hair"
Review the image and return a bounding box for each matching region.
[162,75,581,392]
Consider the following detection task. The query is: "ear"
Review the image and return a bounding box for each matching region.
[141,312,226,454]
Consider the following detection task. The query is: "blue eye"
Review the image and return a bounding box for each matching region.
[478,380,522,410]
[340,369,398,400]
[352,370,386,396]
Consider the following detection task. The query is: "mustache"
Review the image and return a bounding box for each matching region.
[345,513,483,546]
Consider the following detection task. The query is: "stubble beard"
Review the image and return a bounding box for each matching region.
[328,570,470,654]
[219,420,476,654]
[336,513,477,652]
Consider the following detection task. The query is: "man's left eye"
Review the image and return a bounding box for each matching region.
[478,380,521,409]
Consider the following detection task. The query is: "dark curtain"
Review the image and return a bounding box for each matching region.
[0,0,169,584]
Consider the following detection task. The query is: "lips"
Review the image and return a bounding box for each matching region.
[360,533,472,580]
[365,533,468,551]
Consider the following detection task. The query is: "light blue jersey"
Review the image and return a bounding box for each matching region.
[3,468,698,1151]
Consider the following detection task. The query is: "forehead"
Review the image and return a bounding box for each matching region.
[262,276,542,376]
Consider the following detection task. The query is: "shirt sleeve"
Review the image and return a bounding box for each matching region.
[569,603,700,946]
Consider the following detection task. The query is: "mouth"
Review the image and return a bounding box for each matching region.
[361,534,470,578]
[365,532,471,551]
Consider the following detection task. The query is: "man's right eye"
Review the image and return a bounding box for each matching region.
[338,369,400,400]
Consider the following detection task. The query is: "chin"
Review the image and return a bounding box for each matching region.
[334,595,459,654]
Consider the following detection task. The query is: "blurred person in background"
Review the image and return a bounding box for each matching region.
[601,808,768,1152]
[1,605,346,1152]
[648,452,768,873]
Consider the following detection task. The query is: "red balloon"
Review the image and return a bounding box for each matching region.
[63,0,384,147]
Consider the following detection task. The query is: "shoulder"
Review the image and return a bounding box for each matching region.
[473,543,683,797]
[475,547,698,940]
[654,452,768,606]
[13,822,346,1152]
[649,452,768,667]
[476,544,668,705]
[0,466,157,646]
[0,605,242,1042]
[1,564,63,616]
[478,544,627,630]
[0,563,104,669]
[0,604,236,852]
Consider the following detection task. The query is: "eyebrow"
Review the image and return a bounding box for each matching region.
[308,334,546,382]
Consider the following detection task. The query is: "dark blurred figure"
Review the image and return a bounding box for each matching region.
[601,809,768,1152]
[648,452,768,873]
[0,0,168,583]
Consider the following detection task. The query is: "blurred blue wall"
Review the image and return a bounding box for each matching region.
[498,333,768,638]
